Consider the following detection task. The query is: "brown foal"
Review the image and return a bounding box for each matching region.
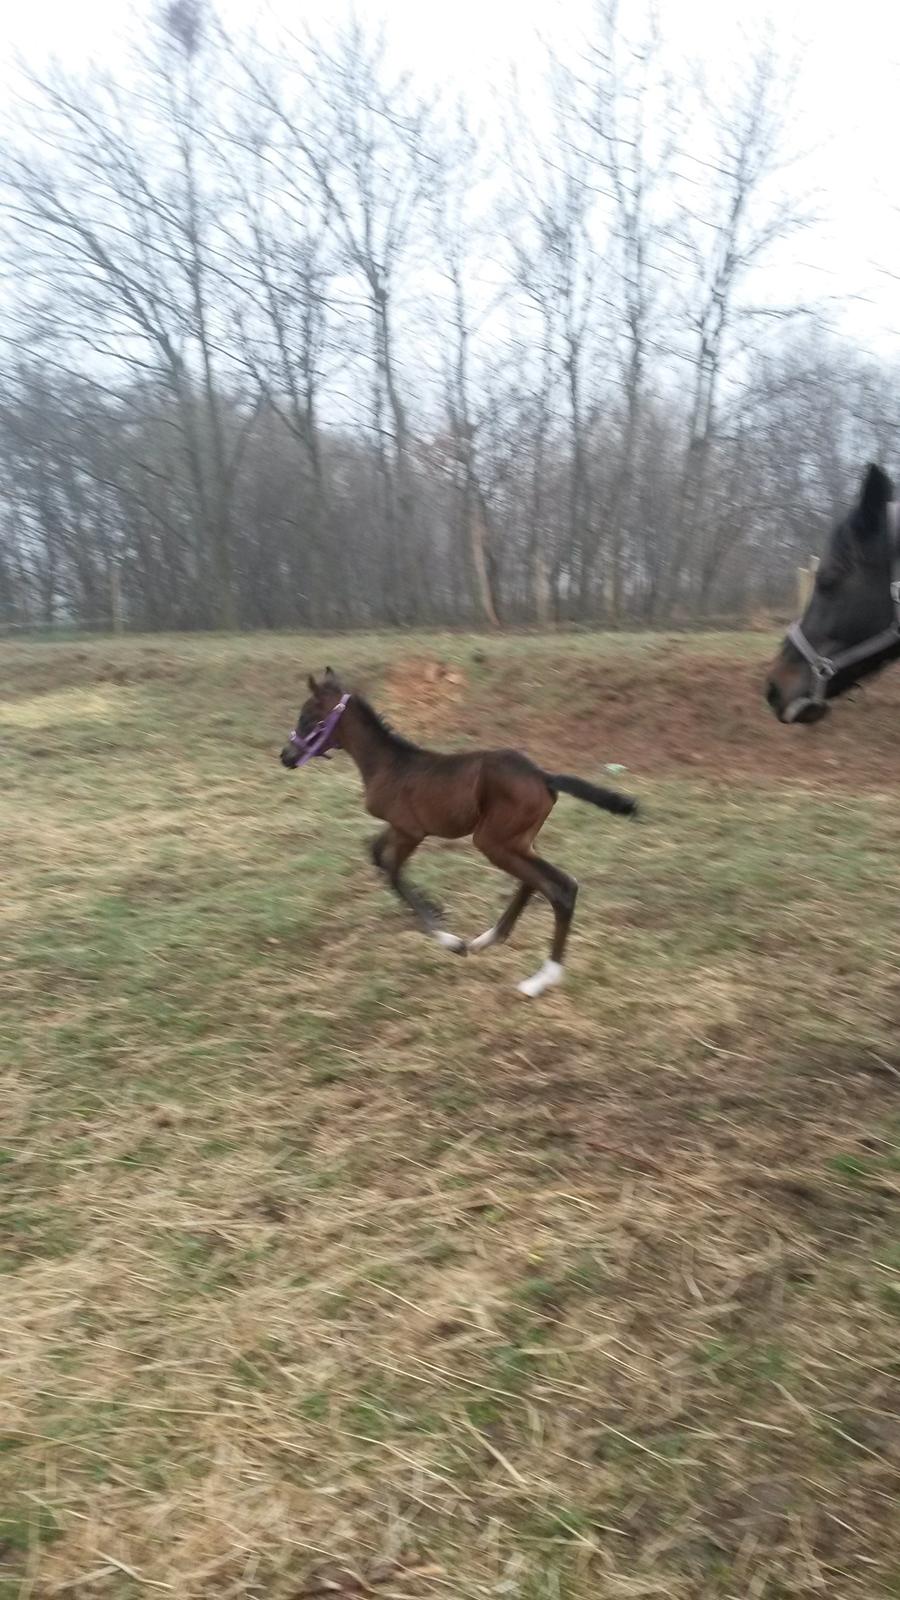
[281,670,637,996]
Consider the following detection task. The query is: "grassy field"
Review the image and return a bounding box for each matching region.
[2,630,900,1600]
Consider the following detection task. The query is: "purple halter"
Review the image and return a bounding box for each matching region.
[287,693,350,767]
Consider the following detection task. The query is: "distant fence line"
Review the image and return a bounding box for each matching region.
[0,613,802,642]
[0,618,114,638]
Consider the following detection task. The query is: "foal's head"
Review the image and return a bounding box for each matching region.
[280,668,345,768]
[765,464,899,724]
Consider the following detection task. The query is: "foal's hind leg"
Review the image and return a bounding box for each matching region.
[475,836,576,996]
[469,883,533,953]
[379,829,466,956]
[516,854,577,996]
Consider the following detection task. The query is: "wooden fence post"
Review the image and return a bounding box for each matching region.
[110,566,123,635]
[796,555,819,613]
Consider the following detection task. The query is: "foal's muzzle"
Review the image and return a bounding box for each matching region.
[280,745,300,768]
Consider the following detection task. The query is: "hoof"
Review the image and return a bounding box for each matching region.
[435,930,467,956]
[468,926,500,954]
[517,960,564,998]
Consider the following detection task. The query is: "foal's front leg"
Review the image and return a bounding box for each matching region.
[369,826,394,876]
[373,828,466,956]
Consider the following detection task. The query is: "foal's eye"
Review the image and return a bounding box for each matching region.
[816,567,840,595]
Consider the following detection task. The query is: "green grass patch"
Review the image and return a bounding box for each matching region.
[3,631,900,1598]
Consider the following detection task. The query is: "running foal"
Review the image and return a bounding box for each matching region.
[281,670,637,997]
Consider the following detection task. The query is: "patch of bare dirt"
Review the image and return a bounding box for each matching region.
[471,650,900,784]
[8,636,900,786]
[384,656,467,733]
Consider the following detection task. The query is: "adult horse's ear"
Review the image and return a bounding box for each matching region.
[324,666,337,682]
[857,463,894,535]
[307,674,318,693]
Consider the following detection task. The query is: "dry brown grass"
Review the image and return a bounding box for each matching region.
[2,631,900,1599]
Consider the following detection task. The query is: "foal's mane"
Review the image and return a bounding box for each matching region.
[352,693,422,756]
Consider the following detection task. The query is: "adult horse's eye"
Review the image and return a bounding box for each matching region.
[815,567,839,595]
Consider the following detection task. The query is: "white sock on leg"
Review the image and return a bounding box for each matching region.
[517,960,564,998]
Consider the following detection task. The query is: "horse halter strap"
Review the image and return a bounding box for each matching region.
[288,693,350,766]
[788,502,900,703]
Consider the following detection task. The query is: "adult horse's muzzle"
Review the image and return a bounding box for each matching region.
[764,649,830,725]
[767,686,829,724]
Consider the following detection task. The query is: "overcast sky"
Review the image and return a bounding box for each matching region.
[3,0,899,358]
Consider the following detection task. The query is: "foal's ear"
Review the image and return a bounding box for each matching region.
[856,463,894,536]
[323,665,337,682]
[307,673,319,693]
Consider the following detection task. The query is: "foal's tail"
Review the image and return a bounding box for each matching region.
[544,772,638,818]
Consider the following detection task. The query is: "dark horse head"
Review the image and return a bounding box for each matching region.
[279,668,345,768]
[765,464,900,725]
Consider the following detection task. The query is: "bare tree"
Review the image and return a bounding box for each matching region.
[664,32,810,614]
[582,0,685,617]
[219,95,342,623]
[242,19,437,622]
[0,1,258,627]
[0,6,885,636]
[501,60,608,621]
[432,114,502,626]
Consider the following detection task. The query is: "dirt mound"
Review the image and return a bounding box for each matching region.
[475,648,900,785]
[384,656,467,733]
[7,635,900,787]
